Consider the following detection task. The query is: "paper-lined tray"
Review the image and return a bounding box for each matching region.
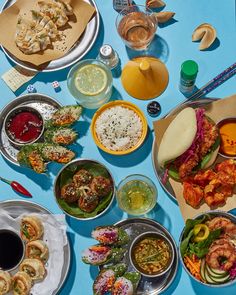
[0,0,99,71]
[152,95,236,221]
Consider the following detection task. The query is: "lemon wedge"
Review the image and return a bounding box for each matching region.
[74,64,107,96]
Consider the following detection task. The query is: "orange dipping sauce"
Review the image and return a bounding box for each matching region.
[218,118,236,157]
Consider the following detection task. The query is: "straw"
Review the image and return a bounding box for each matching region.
[188,62,236,100]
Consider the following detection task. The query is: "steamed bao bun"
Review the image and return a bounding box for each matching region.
[158,108,197,168]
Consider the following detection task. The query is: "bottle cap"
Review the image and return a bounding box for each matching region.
[147,101,161,117]
[181,60,198,80]
[99,45,114,59]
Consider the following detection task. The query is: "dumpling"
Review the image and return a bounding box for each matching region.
[19,259,46,281]
[25,240,49,263]
[20,216,44,242]
[15,20,41,54]
[54,0,73,16]
[38,1,68,27]
[31,10,58,39]
[12,272,32,295]
[0,271,12,294]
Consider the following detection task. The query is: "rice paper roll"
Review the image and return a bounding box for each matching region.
[93,263,127,295]
[40,143,75,163]
[82,245,126,266]
[12,272,32,295]
[112,272,141,295]
[0,270,12,294]
[92,226,129,246]
[21,216,44,242]
[25,240,49,263]
[44,127,77,145]
[19,259,45,281]
[45,105,82,128]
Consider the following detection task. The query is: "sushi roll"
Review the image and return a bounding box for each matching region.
[46,105,82,128]
[44,127,77,145]
[82,245,126,266]
[93,263,127,295]
[0,271,12,294]
[40,143,75,163]
[19,259,45,281]
[12,272,32,295]
[25,240,49,263]
[17,144,46,174]
[92,226,129,246]
[112,272,141,295]
[21,216,44,242]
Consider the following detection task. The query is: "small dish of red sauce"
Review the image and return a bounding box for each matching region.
[217,117,236,158]
[4,106,44,146]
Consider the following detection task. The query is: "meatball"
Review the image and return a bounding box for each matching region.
[90,176,112,197]
[78,190,99,213]
[73,169,93,187]
[60,183,79,203]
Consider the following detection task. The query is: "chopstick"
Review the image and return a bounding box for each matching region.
[188,62,236,100]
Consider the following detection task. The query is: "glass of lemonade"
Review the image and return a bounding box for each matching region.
[67,59,113,109]
[116,174,157,215]
[116,5,157,51]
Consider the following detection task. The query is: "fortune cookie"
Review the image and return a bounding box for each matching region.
[192,23,217,50]
[155,11,175,23]
[146,0,166,8]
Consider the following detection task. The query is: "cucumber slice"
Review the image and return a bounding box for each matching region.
[200,258,206,281]
[210,266,228,276]
[204,268,217,284]
[206,264,228,277]
[211,274,230,283]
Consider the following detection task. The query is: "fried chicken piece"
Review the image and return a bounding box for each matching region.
[215,159,236,182]
[178,153,200,180]
[193,169,216,187]
[177,117,218,180]
[199,117,218,157]
[183,182,204,208]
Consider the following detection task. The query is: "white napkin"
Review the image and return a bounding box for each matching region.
[0,209,68,295]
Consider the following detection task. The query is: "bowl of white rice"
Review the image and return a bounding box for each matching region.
[91,100,148,155]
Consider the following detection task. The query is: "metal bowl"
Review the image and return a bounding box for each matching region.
[216,117,236,159]
[129,231,175,278]
[53,158,115,221]
[179,210,236,288]
[3,105,44,147]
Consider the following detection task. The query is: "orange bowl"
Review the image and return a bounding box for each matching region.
[91,100,148,155]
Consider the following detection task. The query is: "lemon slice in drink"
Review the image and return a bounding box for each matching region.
[74,64,107,96]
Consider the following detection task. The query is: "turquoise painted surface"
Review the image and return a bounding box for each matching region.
[0,0,235,294]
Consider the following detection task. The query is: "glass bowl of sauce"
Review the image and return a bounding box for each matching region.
[129,231,174,278]
[0,229,25,271]
[116,174,157,215]
[4,105,44,147]
[217,117,236,158]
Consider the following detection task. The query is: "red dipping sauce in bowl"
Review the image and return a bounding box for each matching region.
[4,106,44,146]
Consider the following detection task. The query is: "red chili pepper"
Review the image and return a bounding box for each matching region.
[0,176,32,197]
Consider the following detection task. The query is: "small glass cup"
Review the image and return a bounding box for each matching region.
[67,59,113,109]
[116,5,157,51]
[116,174,157,215]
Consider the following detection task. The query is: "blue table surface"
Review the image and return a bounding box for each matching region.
[0,0,235,294]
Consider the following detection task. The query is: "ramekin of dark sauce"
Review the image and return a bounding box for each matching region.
[217,117,236,158]
[0,229,25,271]
[4,106,44,147]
